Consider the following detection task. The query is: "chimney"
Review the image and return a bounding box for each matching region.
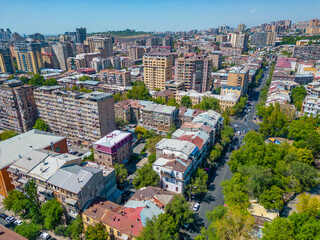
[50,141,54,151]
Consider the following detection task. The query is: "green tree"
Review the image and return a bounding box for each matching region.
[166,195,194,226]
[116,117,128,129]
[195,96,220,111]
[146,135,163,154]
[28,74,45,86]
[15,222,41,240]
[220,125,234,146]
[209,143,223,164]
[85,222,109,240]
[20,76,29,84]
[41,198,64,230]
[44,78,58,86]
[181,95,192,108]
[290,161,318,191]
[113,92,125,102]
[24,179,43,224]
[288,147,313,165]
[296,193,320,217]
[188,168,208,197]
[126,81,151,100]
[135,126,148,139]
[3,190,28,215]
[78,75,90,81]
[67,216,84,240]
[167,98,179,107]
[148,153,157,164]
[291,86,306,111]
[114,163,128,188]
[33,118,50,131]
[259,185,284,210]
[133,164,159,189]
[0,130,18,140]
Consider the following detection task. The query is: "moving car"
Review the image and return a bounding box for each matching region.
[193,202,200,211]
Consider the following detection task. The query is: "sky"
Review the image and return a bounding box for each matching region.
[1,0,320,35]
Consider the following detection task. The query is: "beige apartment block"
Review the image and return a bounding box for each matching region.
[143,52,173,90]
[34,86,116,144]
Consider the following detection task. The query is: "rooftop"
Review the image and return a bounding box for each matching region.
[93,130,132,148]
[0,130,66,169]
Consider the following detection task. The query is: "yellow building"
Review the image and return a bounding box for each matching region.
[305,27,320,36]
[15,43,43,74]
[143,52,173,90]
[227,68,249,94]
[0,48,15,74]
[296,40,309,46]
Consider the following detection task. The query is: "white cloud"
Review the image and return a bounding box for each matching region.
[250,8,257,14]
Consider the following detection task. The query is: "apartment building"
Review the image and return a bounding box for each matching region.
[85,37,113,58]
[250,32,276,47]
[93,130,133,167]
[128,47,144,60]
[293,45,320,60]
[226,67,249,94]
[75,27,87,44]
[210,52,222,69]
[143,52,174,90]
[34,86,116,144]
[164,80,185,97]
[174,55,212,93]
[302,96,320,117]
[0,80,38,133]
[0,47,15,73]
[230,33,249,52]
[100,69,131,87]
[140,103,178,132]
[0,129,67,197]
[15,42,43,74]
[114,99,151,123]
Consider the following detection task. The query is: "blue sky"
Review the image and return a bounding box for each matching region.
[1,0,320,35]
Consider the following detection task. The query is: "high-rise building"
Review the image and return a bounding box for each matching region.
[226,67,249,94]
[52,43,74,70]
[284,20,292,28]
[210,52,222,69]
[85,37,113,58]
[237,23,246,32]
[251,32,276,47]
[230,33,249,52]
[34,86,116,143]
[143,52,174,90]
[162,35,173,47]
[100,69,131,87]
[0,48,15,74]
[309,19,319,27]
[0,80,38,133]
[174,55,212,93]
[128,46,144,60]
[75,27,87,43]
[15,43,43,74]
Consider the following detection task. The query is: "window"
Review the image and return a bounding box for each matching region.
[166,184,168,188]
[86,217,91,223]
[117,231,121,237]
[110,228,114,234]
[176,187,178,192]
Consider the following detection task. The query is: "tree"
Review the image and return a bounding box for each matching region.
[15,222,41,240]
[167,98,179,107]
[259,185,284,210]
[28,74,45,86]
[148,153,157,164]
[195,96,220,111]
[288,147,313,165]
[0,130,18,140]
[67,216,84,240]
[41,198,64,230]
[209,143,223,164]
[114,92,125,102]
[114,163,128,188]
[296,193,320,217]
[166,195,194,226]
[188,168,208,197]
[290,161,318,191]
[181,96,192,108]
[291,86,306,111]
[33,118,50,131]
[146,135,163,154]
[85,222,109,240]
[78,75,90,81]
[116,117,128,129]
[135,126,148,139]
[262,217,294,240]
[126,81,151,100]
[24,179,43,224]
[44,78,58,86]
[3,190,28,215]
[133,164,159,189]
[220,125,234,146]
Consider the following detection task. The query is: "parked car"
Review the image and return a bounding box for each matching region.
[5,216,15,223]
[14,219,22,225]
[243,130,246,134]
[234,124,238,128]
[193,202,200,211]
[67,142,72,146]
[68,150,73,154]
[237,131,241,135]
[40,232,51,239]
[0,213,8,219]
[77,153,83,157]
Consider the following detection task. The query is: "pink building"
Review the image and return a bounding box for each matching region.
[93,130,133,167]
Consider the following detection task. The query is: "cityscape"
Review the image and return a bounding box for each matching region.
[1,5,320,240]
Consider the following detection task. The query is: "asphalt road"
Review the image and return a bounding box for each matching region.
[183,67,270,239]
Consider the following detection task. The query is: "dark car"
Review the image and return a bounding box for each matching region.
[72,151,79,155]
[0,213,8,219]
[77,153,83,157]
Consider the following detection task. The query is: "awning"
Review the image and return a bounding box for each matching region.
[65,198,78,206]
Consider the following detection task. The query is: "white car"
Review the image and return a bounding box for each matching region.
[14,219,22,225]
[67,142,72,146]
[234,124,238,128]
[40,232,51,239]
[237,131,241,135]
[193,202,200,211]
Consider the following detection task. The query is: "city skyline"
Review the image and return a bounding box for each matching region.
[1,0,320,35]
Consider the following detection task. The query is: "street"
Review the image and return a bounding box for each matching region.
[183,67,269,239]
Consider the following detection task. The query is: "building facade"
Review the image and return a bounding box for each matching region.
[143,52,173,90]
[0,47,15,74]
[100,69,131,87]
[15,43,43,74]
[34,86,116,144]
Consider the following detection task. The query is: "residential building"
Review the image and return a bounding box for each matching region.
[302,96,320,117]
[34,86,116,144]
[174,55,212,93]
[76,27,87,43]
[305,27,320,36]
[143,52,174,90]
[114,99,151,123]
[210,52,222,69]
[93,130,133,167]
[140,103,178,132]
[52,43,73,70]
[128,47,144,60]
[85,37,113,58]
[0,47,15,74]
[151,90,174,102]
[0,129,67,196]
[164,80,184,97]
[238,23,246,32]
[250,32,276,47]
[220,47,243,56]
[292,45,320,60]
[15,43,43,74]
[100,69,131,87]
[226,67,249,94]
[230,33,249,52]
[0,80,38,133]
[309,19,319,27]
[221,85,242,96]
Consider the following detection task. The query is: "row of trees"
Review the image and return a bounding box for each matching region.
[4,180,83,239]
[20,74,58,87]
